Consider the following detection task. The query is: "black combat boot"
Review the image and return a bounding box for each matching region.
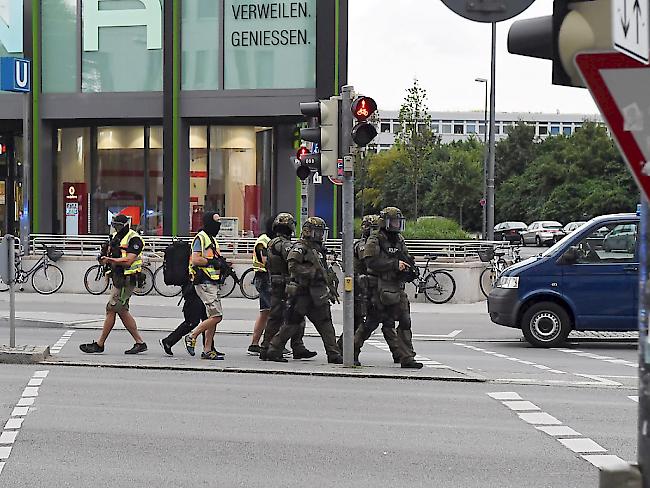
[327,355,343,364]
[259,347,268,361]
[293,348,317,360]
[266,349,288,363]
[401,359,423,369]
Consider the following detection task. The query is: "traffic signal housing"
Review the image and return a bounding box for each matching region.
[295,146,311,181]
[507,0,612,87]
[299,98,340,177]
[351,96,378,147]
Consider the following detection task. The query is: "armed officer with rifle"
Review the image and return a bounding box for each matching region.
[354,207,423,369]
[259,212,317,362]
[265,217,343,364]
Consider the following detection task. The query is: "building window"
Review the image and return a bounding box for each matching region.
[82,1,165,92]
[182,0,220,90]
[453,124,464,134]
[431,124,440,134]
[392,123,401,134]
[538,125,548,136]
[42,0,77,93]
[495,125,501,135]
[467,124,476,134]
[563,126,572,136]
[550,125,561,135]
[479,124,486,135]
[223,0,317,89]
[380,123,391,133]
[441,124,452,134]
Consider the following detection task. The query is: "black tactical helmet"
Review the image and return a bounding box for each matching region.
[272,212,296,236]
[379,206,405,233]
[361,214,379,238]
[301,216,328,243]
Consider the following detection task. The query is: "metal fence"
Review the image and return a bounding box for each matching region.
[27,234,510,263]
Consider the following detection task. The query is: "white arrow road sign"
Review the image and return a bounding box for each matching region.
[613,0,650,64]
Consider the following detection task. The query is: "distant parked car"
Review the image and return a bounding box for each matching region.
[603,223,637,252]
[494,222,527,244]
[563,221,587,233]
[521,221,565,246]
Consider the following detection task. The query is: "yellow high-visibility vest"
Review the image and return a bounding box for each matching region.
[252,234,270,272]
[191,231,220,281]
[117,229,143,276]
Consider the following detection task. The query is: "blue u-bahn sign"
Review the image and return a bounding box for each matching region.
[0,57,30,93]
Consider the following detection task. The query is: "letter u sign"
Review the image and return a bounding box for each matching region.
[0,57,30,93]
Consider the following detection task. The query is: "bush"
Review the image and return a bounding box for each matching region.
[353,216,470,239]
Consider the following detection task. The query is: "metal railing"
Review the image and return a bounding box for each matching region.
[28,234,510,263]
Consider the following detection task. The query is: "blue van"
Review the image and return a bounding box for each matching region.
[488,213,639,347]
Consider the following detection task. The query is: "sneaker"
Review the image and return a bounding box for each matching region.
[293,349,317,360]
[211,347,225,357]
[282,348,291,357]
[80,341,104,354]
[327,355,343,364]
[184,334,196,356]
[247,344,262,356]
[125,343,147,355]
[201,351,225,360]
[159,339,173,356]
[401,359,424,369]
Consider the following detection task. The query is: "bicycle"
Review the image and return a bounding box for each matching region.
[479,247,521,298]
[0,245,65,295]
[238,267,260,300]
[83,255,155,296]
[412,254,456,304]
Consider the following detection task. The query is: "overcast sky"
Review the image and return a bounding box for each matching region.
[348,0,599,115]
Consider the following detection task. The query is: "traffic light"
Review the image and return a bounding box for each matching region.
[0,144,6,156]
[295,146,311,181]
[299,98,339,177]
[351,96,378,147]
[507,0,612,87]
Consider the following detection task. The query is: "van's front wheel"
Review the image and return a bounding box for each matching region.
[521,302,571,347]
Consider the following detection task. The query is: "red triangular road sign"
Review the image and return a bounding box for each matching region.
[576,52,650,201]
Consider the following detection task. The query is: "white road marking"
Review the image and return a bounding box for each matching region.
[629,396,639,403]
[10,407,28,417]
[50,330,75,355]
[4,419,22,430]
[502,401,540,411]
[574,374,622,387]
[27,378,42,387]
[487,392,521,401]
[21,387,38,397]
[32,371,49,378]
[537,426,582,436]
[455,343,567,374]
[558,438,607,453]
[0,432,18,445]
[365,340,452,370]
[552,348,637,368]
[16,398,34,407]
[0,461,4,475]
[412,329,463,339]
[0,446,11,459]
[488,391,629,470]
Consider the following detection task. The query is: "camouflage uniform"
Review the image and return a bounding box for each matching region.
[267,217,342,364]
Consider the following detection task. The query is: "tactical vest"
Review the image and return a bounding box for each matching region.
[353,239,367,276]
[367,231,406,280]
[114,229,143,276]
[191,231,220,281]
[252,234,270,272]
[267,236,291,276]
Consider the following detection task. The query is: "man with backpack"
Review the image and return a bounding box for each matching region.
[183,212,227,360]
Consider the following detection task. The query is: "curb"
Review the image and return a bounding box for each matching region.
[40,359,487,383]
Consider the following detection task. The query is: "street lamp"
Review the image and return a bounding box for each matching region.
[475,77,488,240]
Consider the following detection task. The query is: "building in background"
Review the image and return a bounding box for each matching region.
[0,0,348,237]
[374,110,603,151]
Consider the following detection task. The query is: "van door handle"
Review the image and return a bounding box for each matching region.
[624,266,639,272]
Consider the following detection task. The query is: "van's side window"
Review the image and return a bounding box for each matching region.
[574,222,638,264]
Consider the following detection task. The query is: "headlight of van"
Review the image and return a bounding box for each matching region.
[497,276,519,289]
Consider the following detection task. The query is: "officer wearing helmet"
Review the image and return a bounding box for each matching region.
[354,207,423,369]
[259,212,316,361]
[337,215,401,362]
[266,217,343,364]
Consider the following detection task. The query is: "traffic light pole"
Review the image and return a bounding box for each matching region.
[486,22,497,241]
[341,85,355,368]
[640,199,650,488]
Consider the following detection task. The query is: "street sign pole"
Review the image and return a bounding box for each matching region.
[1,235,16,347]
[640,198,650,487]
[487,22,497,241]
[21,91,30,255]
[341,85,355,367]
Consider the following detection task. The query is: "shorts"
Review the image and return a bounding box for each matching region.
[254,272,271,311]
[195,283,223,318]
[106,283,135,313]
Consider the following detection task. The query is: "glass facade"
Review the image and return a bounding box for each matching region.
[42,0,77,93]
[182,0,219,90]
[224,0,316,89]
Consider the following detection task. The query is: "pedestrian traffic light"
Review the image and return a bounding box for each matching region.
[507,0,611,87]
[0,144,6,155]
[351,96,378,147]
[299,98,340,177]
[295,146,311,181]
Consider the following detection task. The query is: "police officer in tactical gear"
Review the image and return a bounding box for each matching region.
[259,212,316,361]
[354,207,423,369]
[266,217,343,364]
[337,215,401,362]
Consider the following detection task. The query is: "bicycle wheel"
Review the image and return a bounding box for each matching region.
[84,265,110,295]
[133,267,155,296]
[424,270,456,304]
[31,263,64,295]
[239,267,259,300]
[0,278,8,292]
[153,266,182,297]
[220,270,237,298]
[479,267,494,298]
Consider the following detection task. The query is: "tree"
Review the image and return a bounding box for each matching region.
[495,122,537,186]
[395,78,439,219]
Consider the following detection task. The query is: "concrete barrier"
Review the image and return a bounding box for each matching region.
[17,256,489,304]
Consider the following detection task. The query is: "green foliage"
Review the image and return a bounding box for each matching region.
[353,217,469,240]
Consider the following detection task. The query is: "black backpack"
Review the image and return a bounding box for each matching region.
[163,241,191,286]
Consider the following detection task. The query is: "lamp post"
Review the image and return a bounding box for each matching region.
[475,77,488,240]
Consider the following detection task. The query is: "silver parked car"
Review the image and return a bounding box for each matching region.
[563,221,587,233]
[521,221,565,246]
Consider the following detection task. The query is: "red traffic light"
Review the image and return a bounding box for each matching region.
[0,144,6,155]
[296,146,310,159]
[351,96,377,122]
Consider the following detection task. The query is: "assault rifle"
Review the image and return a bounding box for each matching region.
[397,251,420,283]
